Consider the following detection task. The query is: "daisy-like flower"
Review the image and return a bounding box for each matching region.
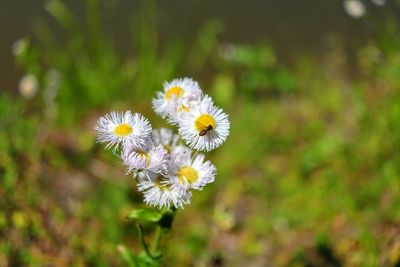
[95,111,152,151]
[137,171,192,209]
[170,152,216,191]
[152,77,202,123]
[151,128,179,154]
[121,140,169,175]
[169,144,192,164]
[166,97,201,124]
[178,95,230,151]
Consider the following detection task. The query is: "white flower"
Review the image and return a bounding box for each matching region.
[19,74,38,99]
[178,95,230,151]
[12,38,29,56]
[151,128,179,153]
[343,0,366,18]
[152,77,202,123]
[170,145,192,163]
[137,171,192,209]
[371,0,385,6]
[166,97,201,124]
[170,152,216,191]
[95,111,152,151]
[121,140,169,174]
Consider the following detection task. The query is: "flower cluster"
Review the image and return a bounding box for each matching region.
[95,78,230,209]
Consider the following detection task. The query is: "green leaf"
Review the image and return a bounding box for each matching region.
[127,209,162,223]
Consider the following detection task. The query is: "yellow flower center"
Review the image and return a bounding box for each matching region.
[136,151,150,166]
[155,176,170,191]
[178,166,199,184]
[165,86,184,100]
[194,114,216,132]
[114,123,133,137]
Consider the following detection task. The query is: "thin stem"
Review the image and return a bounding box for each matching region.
[150,208,176,254]
[137,224,160,260]
[151,225,163,254]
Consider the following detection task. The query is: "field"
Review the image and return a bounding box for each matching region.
[1,1,400,266]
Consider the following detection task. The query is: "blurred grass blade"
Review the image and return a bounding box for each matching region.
[117,245,140,267]
[134,0,158,98]
[188,19,224,71]
[33,19,60,57]
[85,0,102,54]
[45,0,79,33]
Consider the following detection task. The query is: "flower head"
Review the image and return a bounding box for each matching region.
[178,95,230,151]
[343,0,365,18]
[371,0,385,5]
[170,145,192,163]
[152,77,202,124]
[170,152,216,191]
[19,74,38,99]
[121,139,169,175]
[95,111,152,151]
[151,128,179,154]
[137,171,192,209]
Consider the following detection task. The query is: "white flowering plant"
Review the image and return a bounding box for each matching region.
[95,77,230,266]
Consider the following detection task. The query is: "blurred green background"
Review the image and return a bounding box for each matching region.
[1,0,400,266]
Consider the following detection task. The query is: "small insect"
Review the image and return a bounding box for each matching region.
[199,125,213,136]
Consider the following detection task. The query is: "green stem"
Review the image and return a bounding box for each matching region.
[135,209,177,263]
[151,225,163,254]
[151,208,176,254]
[137,224,160,260]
